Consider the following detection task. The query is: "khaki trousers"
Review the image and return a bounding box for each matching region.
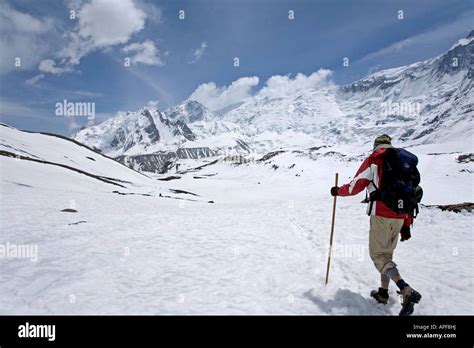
[369,215,404,273]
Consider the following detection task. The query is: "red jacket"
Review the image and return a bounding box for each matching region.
[338,147,412,226]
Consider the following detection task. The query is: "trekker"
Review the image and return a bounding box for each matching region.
[330,134,423,316]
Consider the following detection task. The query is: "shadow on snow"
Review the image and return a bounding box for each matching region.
[303,288,397,315]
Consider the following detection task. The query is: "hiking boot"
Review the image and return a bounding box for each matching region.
[370,287,389,304]
[399,285,422,316]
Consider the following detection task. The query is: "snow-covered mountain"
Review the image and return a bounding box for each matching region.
[74,107,218,173]
[74,108,196,157]
[337,30,473,146]
[74,32,473,173]
[218,31,473,149]
[74,101,249,173]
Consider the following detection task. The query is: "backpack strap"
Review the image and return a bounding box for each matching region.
[367,180,379,216]
[368,200,374,216]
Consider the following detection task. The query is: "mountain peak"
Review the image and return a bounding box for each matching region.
[184,99,207,107]
[449,31,474,51]
[164,99,213,123]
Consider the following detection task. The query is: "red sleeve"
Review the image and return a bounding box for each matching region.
[403,215,413,226]
[338,157,373,197]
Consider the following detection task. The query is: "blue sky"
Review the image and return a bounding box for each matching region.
[0,0,472,135]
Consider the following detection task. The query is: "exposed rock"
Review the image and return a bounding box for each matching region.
[157,176,181,181]
[257,150,286,162]
[69,221,86,225]
[116,147,216,174]
[425,202,474,213]
[456,153,474,163]
[169,189,200,197]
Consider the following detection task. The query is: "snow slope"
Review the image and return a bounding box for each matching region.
[0,123,147,186]
[0,123,211,200]
[1,134,472,314]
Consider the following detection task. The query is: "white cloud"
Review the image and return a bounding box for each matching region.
[57,30,94,67]
[78,0,145,47]
[47,0,150,72]
[68,120,82,132]
[0,3,56,74]
[64,0,87,11]
[39,59,71,74]
[135,0,162,23]
[257,69,333,99]
[70,90,102,97]
[187,70,334,110]
[25,74,45,86]
[3,1,164,75]
[190,41,208,64]
[358,38,414,64]
[146,100,159,108]
[189,76,259,111]
[122,40,163,65]
[3,5,52,33]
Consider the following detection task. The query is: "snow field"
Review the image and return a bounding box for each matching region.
[1,150,472,314]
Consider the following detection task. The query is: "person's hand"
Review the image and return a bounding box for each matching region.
[400,225,411,241]
[330,186,339,197]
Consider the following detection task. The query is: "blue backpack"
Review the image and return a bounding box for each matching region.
[372,148,422,216]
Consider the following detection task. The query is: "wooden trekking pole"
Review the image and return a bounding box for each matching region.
[325,173,339,285]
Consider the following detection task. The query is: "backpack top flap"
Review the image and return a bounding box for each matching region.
[395,148,419,174]
[382,148,420,184]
